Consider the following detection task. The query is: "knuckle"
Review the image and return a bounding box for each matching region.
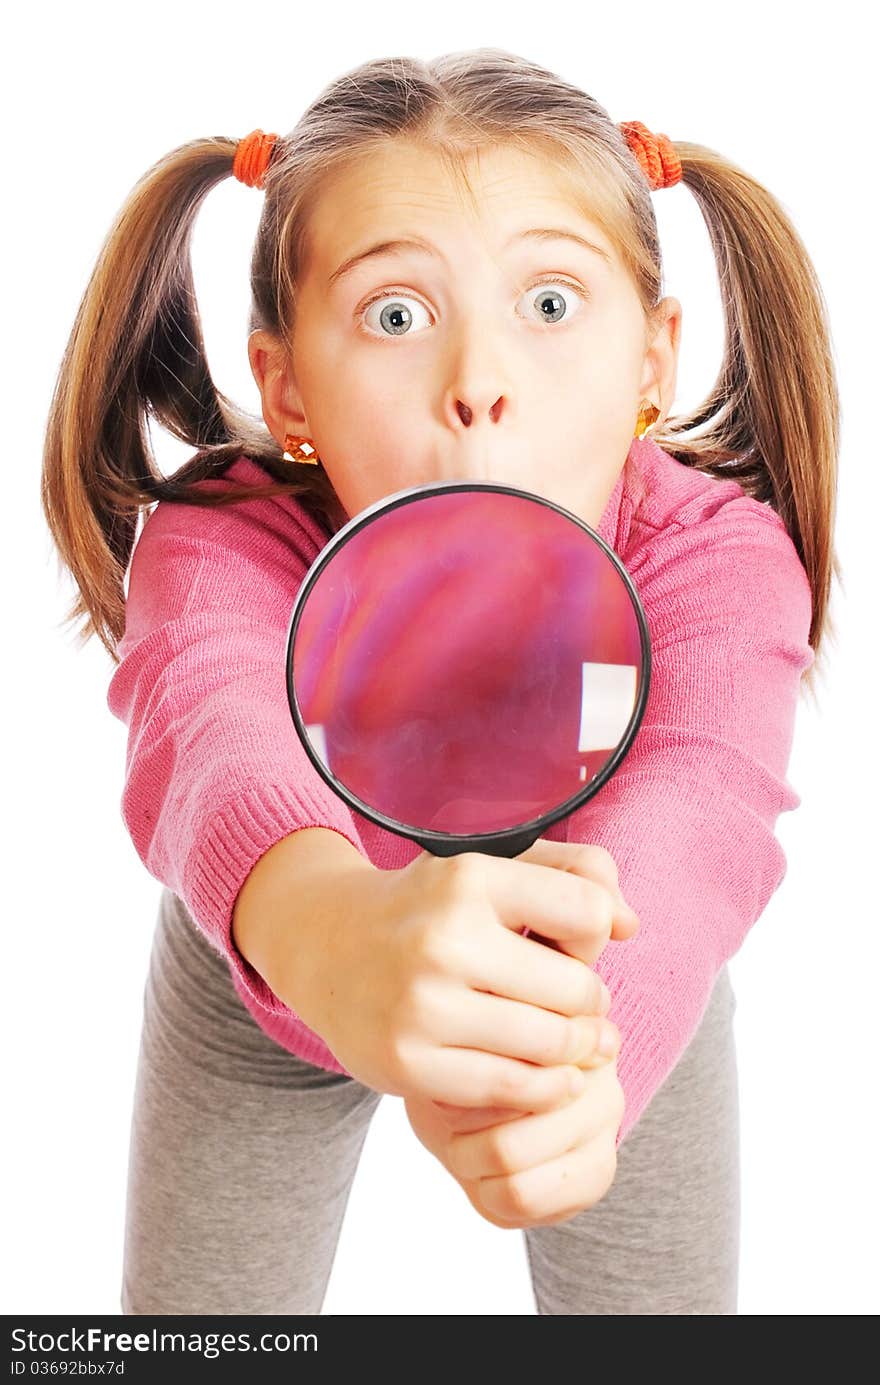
[487,1126,521,1177]
[444,850,486,895]
[491,1064,526,1109]
[561,1017,590,1065]
[572,842,618,882]
[445,1132,468,1178]
[583,879,615,930]
[534,1018,581,1068]
[385,1031,413,1088]
[417,914,460,974]
[397,974,438,1034]
[500,1172,538,1222]
[584,968,607,1016]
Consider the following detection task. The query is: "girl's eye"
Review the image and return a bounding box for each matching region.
[516,279,587,325]
[358,278,587,338]
[360,292,432,338]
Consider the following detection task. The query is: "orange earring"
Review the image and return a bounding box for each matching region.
[282,433,321,465]
[634,399,661,438]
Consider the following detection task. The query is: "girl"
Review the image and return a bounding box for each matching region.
[41,48,838,1315]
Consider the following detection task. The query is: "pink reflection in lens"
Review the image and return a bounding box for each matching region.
[292,487,644,835]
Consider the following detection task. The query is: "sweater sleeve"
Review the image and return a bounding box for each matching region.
[106,488,368,1019]
[564,500,815,1148]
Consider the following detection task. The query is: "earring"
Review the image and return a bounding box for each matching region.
[282,432,321,465]
[634,399,661,439]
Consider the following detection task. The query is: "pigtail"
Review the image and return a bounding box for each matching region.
[654,142,841,696]
[40,137,334,664]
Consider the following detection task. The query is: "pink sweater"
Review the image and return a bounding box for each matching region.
[107,436,814,1148]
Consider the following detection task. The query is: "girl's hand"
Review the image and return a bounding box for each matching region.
[401,841,635,1227]
[404,1044,624,1230]
[276,835,637,1113]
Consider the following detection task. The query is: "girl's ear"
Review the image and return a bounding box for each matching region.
[639,296,682,418]
[247,329,310,442]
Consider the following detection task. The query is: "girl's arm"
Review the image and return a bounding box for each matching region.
[567,496,815,1149]
[231,826,371,999]
[106,475,373,1024]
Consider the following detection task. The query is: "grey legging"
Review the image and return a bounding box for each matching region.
[121,886,740,1315]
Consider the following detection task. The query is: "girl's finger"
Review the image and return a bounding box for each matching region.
[410,1040,585,1113]
[477,1132,618,1227]
[446,1074,607,1181]
[513,837,640,936]
[483,849,633,957]
[431,1100,524,1134]
[423,981,620,1070]
[468,921,613,1020]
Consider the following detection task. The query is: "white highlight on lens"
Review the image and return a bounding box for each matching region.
[305,723,330,769]
[578,662,637,753]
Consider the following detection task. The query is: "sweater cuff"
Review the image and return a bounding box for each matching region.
[182,781,366,1020]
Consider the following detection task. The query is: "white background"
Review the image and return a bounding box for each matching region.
[4,0,876,1316]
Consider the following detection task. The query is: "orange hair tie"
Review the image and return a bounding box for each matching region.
[618,120,682,190]
[232,129,279,189]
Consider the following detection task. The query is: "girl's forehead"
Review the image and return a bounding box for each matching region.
[306,140,616,274]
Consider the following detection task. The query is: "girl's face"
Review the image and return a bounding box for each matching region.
[250,139,681,529]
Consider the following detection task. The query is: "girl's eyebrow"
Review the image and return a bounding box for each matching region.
[327,227,612,287]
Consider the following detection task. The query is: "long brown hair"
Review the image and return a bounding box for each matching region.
[42,47,839,701]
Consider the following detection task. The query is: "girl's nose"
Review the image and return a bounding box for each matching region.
[456,396,506,426]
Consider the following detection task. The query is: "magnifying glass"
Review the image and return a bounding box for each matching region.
[284,481,651,865]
